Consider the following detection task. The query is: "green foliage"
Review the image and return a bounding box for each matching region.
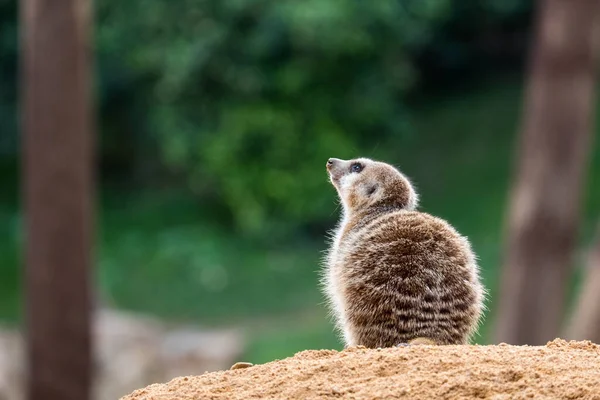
[96,0,456,235]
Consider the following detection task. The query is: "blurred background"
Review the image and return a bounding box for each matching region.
[2,0,600,399]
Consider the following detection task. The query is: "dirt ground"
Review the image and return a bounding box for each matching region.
[121,339,600,400]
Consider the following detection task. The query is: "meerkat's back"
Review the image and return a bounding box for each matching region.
[334,210,484,347]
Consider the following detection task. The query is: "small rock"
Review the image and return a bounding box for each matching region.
[230,362,253,370]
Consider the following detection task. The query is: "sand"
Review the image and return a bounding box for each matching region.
[121,339,600,400]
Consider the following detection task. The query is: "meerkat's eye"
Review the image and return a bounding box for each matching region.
[350,163,363,173]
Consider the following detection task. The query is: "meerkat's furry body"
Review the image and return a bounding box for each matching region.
[322,157,485,348]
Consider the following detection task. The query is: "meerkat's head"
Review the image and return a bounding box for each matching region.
[326,157,418,215]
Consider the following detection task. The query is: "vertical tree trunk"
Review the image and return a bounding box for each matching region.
[21,0,95,399]
[565,223,600,343]
[494,0,600,345]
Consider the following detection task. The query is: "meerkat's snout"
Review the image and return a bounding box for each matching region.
[326,158,346,185]
[326,158,343,170]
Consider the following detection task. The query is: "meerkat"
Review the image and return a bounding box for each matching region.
[322,157,486,348]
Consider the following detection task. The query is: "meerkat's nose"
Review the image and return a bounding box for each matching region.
[327,158,340,169]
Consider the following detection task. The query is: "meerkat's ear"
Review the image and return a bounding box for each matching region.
[405,184,419,210]
[366,184,378,197]
[399,174,418,210]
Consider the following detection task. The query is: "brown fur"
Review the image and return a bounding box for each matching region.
[322,157,486,348]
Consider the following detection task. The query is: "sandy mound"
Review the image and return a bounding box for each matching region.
[122,339,600,400]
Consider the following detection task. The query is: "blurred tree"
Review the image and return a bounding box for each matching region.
[494,0,600,345]
[22,0,94,399]
[566,223,600,343]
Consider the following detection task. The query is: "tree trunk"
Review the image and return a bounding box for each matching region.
[21,0,95,399]
[494,0,600,345]
[565,223,600,343]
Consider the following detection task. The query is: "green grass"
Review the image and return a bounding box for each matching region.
[1,78,600,364]
[98,190,327,323]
